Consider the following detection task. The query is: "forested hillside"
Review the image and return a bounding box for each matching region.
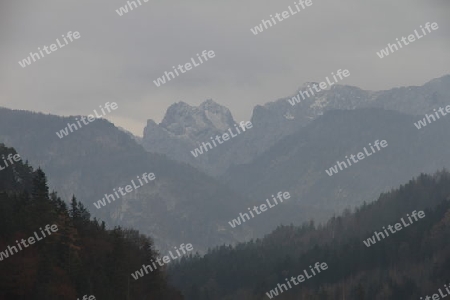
[0,144,182,300]
[169,170,450,300]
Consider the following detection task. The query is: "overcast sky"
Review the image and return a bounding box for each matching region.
[0,0,449,136]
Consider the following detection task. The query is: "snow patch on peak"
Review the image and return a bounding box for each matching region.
[204,110,232,131]
[283,112,295,120]
[300,82,320,90]
[310,95,329,110]
[199,99,234,131]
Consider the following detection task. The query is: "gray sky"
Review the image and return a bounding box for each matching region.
[1,0,449,136]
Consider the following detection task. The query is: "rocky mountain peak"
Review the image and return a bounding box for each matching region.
[142,99,237,163]
[158,99,235,136]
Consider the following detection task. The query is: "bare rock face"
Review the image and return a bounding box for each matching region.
[142,99,238,174]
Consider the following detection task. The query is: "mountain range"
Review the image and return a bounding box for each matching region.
[142,75,450,176]
[0,109,252,253]
[1,74,449,252]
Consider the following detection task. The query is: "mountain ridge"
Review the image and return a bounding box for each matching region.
[141,74,450,176]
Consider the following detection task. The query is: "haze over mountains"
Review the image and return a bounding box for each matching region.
[223,108,450,233]
[1,74,449,252]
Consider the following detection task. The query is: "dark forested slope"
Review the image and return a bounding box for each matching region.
[170,170,450,300]
[0,144,182,300]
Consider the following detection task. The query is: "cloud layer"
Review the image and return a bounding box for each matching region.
[1,0,449,135]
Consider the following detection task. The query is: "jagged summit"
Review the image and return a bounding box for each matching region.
[158,99,235,136]
[142,99,237,170]
[199,98,221,109]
